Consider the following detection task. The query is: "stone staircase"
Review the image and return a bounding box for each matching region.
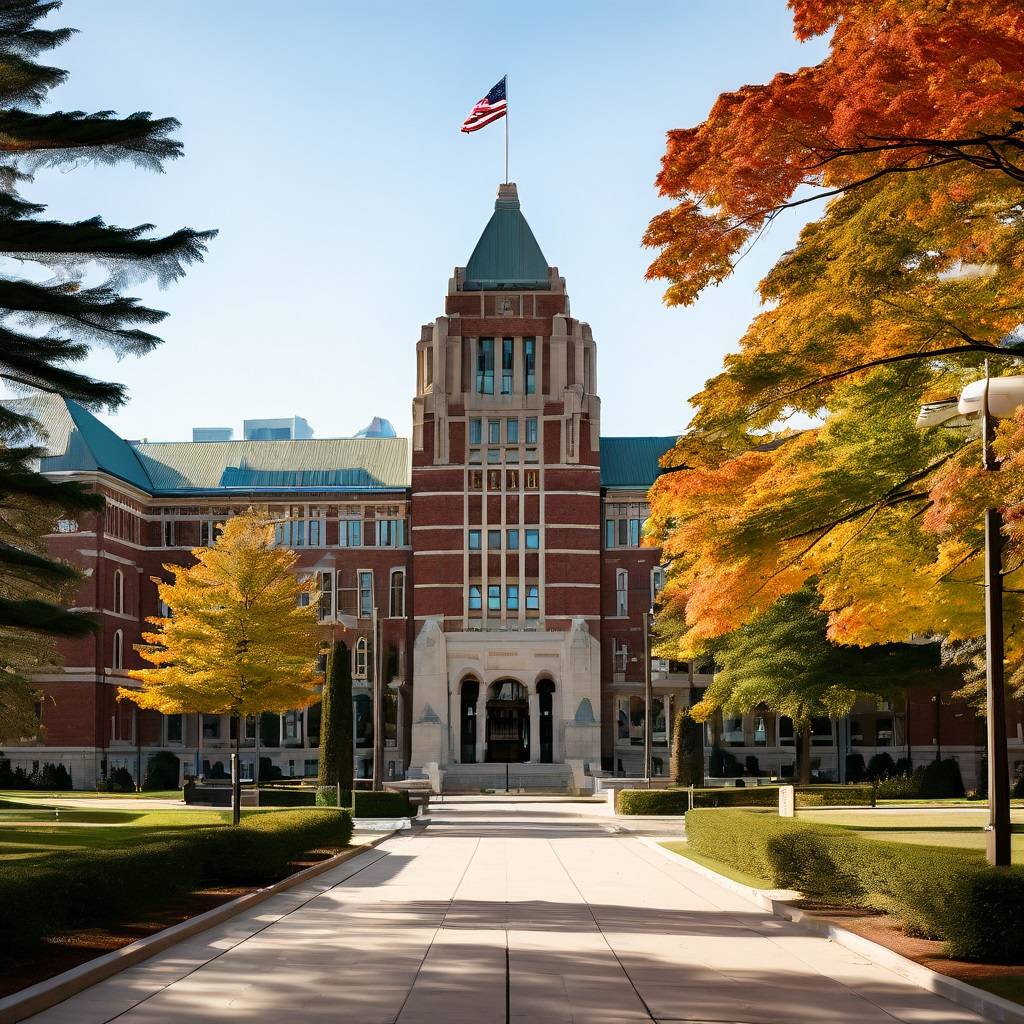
[442,762,573,793]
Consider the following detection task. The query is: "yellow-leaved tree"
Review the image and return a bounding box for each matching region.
[119,510,321,822]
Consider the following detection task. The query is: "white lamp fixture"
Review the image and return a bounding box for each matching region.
[958,375,1024,418]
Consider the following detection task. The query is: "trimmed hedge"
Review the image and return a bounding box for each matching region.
[353,790,412,818]
[259,787,316,807]
[0,808,353,951]
[616,789,690,815]
[795,785,874,807]
[684,809,1024,960]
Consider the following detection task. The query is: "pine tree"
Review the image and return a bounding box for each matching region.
[317,640,353,796]
[0,1,214,737]
[120,512,322,823]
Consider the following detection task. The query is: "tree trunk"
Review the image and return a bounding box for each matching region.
[231,712,241,826]
[798,724,812,786]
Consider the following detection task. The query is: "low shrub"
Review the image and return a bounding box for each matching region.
[1013,774,1024,799]
[259,756,283,782]
[144,751,179,790]
[31,762,73,790]
[684,809,1023,960]
[795,784,874,807]
[353,790,412,818]
[845,753,866,783]
[919,758,965,799]
[616,789,689,815]
[0,807,353,952]
[100,767,135,792]
[692,786,779,808]
[259,787,316,807]
[866,752,896,781]
[875,773,921,799]
[708,745,741,778]
[315,786,353,808]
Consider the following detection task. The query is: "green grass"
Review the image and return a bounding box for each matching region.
[0,807,274,864]
[971,977,1024,1006]
[659,841,773,889]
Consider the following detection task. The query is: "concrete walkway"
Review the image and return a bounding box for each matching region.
[25,797,984,1024]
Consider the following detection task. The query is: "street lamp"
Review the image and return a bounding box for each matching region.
[920,364,1024,866]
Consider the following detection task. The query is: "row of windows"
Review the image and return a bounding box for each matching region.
[469,416,539,446]
[468,468,540,491]
[301,568,405,620]
[467,583,540,612]
[476,337,536,395]
[468,528,540,551]
[161,518,407,549]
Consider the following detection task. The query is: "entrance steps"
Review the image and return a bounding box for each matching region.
[443,762,573,793]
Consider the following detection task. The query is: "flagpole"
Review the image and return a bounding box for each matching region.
[504,74,509,184]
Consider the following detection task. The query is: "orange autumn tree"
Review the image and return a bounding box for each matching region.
[119,511,322,818]
[644,1,1024,697]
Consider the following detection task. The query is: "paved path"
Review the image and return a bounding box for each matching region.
[26,798,984,1024]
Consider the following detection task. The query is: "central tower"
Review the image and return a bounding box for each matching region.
[409,183,602,784]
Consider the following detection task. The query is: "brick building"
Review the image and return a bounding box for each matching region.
[5,183,1015,791]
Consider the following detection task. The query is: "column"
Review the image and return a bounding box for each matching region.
[528,692,540,763]
[476,692,486,763]
[449,686,460,764]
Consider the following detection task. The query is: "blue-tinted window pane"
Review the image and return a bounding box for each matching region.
[525,529,540,550]
[524,338,536,394]
[507,529,519,550]
[487,584,501,611]
[526,585,539,610]
[507,585,519,610]
[605,519,615,548]
[468,530,481,550]
[477,339,494,394]
[469,419,482,444]
[526,417,538,443]
[488,529,501,550]
[501,338,514,394]
[488,420,500,444]
[468,585,482,610]
[506,418,519,443]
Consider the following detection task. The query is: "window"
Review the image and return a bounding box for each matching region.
[507,585,519,611]
[339,518,362,547]
[487,529,501,550]
[200,520,222,547]
[811,716,834,747]
[353,637,368,679]
[389,570,405,617]
[164,714,183,745]
[525,529,540,549]
[524,469,539,490]
[506,418,519,443]
[358,571,373,618]
[501,338,514,394]
[283,710,303,742]
[468,585,482,611]
[476,337,494,394]
[605,519,615,549]
[613,639,628,673]
[524,338,536,394]
[507,529,519,550]
[487,448,501,464]
[526,584,540,610]
[113,570,124,615]
[487,584,501,611]
[605,503,648,548]
[487,469,501,490]
[112,629,123,670]
[469,470,483,490]
[506,469,519,489]
[162,520,175,547]
[158,598,172,618]
[468,529,481,550]
[616,569,628,616]
[651,567,665,603]
[317,569,334,621]
[56,518,78,533]
[376,518,405,547]
[275,518,321,547]
[525,416,538,443]
[202,714,221,740]
[469,418,482,445]
[488,419,500,444]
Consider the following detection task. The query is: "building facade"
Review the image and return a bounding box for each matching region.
[4,184,1015,791]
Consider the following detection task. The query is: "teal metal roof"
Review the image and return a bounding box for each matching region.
[600,436,679,490]
[463,183,550,291]
[9,395,410,495]
[11,393,154,492]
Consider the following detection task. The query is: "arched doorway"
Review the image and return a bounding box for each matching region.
[460,679,479,764]
[538,680,555,763]
[486,679,529,763]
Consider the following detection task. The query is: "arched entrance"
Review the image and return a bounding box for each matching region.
[486,679,529,763]
[460,679,479,764]
[538,679,555,763]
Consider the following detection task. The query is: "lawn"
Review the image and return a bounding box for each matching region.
[660,842,772,889]
[0,789,182,801]
[0,805,264,864]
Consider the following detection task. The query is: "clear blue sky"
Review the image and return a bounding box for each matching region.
[31,0,827,442]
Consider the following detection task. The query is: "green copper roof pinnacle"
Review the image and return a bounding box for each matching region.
[463,182,551,291]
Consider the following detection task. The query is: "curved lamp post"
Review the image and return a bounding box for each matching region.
[923,365,1024,865]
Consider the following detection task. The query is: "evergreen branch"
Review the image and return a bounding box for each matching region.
[0,596,95,635]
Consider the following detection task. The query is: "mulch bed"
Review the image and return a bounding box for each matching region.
[792,899,1024,989]
[0,848,343,999]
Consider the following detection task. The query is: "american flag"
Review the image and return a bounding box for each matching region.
[461,77,507,133]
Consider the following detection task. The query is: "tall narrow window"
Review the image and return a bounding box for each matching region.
[353,638,368,679]
[162,520,175,547]
[524,338,536,394]
[501,337,514,394]
[468,585,482,611]
[476,338,494,394]
[469,418,482,445]
[605,519,616,548]
[487,584,501,611]
[525,416,538,444]
[339,518,362,547]
[358,571,373,618]
[112,629,123,670]
[507,529,519,550]
[488,419,500,444]
[616,569,628,616]
[506,418,519,443]
[113,570,124,615]
[526,585,540,611]
[468,529,481,550]
[507,585,519,611]
[376,519,405,547]
[317,569,334,622]
[389,570,405,617]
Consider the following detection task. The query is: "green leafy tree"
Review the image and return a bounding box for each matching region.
[0,1,214,734]
[317,640,353,795]
[690,587,942,784]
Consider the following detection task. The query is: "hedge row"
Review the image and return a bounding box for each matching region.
[685,809,1024,961]
[1,808,353,951]
[353,790,412,817]
[616,784,874,815]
